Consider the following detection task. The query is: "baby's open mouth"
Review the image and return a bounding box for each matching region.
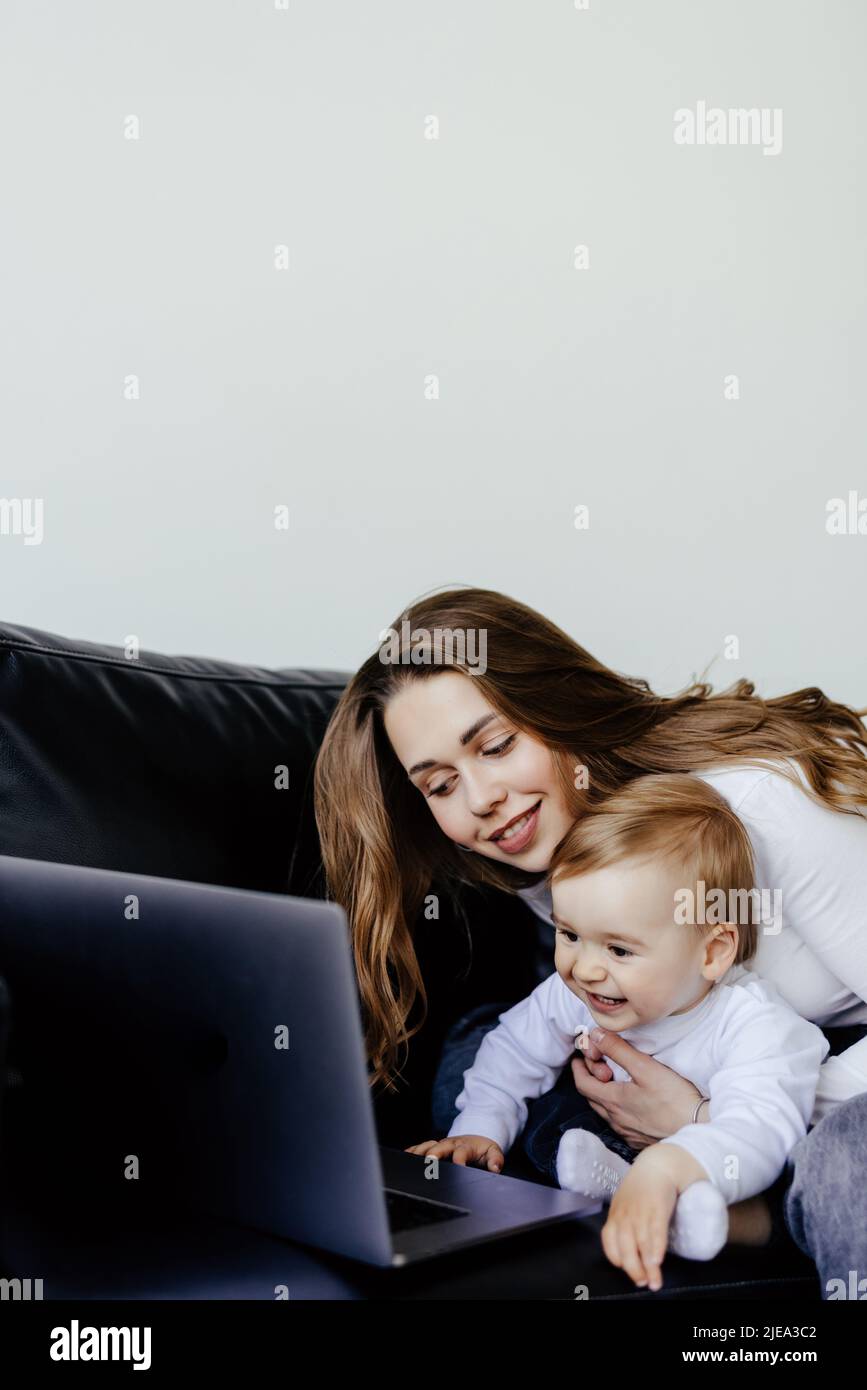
[588,991,626,1007]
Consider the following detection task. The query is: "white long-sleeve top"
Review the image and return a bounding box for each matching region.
[448,963,829,1204]
[517,759,867,1127]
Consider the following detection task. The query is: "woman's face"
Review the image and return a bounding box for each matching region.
[383,671,576,873]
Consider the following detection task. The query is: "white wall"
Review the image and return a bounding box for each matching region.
[2,0,865,704]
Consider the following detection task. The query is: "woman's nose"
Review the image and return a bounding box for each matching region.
[465,774,508,818]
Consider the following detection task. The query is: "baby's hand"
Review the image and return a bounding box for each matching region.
[601,1164,678,1292]
[404,1136,505,1173]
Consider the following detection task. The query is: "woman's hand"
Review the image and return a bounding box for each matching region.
[571,1030,706,1150]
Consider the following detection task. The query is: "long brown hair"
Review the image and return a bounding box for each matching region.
[313,586,867,1091]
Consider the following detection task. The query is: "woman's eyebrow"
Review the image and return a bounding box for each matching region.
[407,714,498,777]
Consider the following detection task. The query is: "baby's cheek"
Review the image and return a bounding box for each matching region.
[636,975,668,1010]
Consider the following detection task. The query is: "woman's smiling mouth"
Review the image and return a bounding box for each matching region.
[487,799,542,854]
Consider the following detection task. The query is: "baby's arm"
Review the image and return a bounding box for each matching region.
[447,975,581,1153]
[651,994,829,1204]
[628,1139,710,1192]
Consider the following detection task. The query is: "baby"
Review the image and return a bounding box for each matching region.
[407,773,829,1291]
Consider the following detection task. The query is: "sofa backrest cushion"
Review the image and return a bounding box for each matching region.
[0,623,348,897]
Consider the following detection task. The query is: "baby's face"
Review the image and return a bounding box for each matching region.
[551,855,714,1031]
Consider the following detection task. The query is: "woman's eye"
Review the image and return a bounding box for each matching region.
[483,733,517,756]
[425,732,516,797]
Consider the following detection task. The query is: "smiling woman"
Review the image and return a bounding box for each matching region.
[382,672,574,871]
[313,584,867,1294]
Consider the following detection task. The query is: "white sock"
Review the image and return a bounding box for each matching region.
[556,1127,632,1199]
[667,1181,728,1261]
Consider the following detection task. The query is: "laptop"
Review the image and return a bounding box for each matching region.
[0,854,598,1267]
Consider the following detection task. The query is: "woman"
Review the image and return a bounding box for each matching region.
[313,586,867,1293]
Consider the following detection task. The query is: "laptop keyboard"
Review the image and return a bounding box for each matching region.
[384,1188,470,1234]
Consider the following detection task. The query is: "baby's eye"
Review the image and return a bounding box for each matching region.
[556,927,579,944]
[610,946,633,958]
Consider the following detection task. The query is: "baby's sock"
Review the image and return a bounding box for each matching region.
[556,1127,631,1199]
[667,1181,728,1261]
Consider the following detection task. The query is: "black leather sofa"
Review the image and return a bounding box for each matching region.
[0,622,825,1299]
